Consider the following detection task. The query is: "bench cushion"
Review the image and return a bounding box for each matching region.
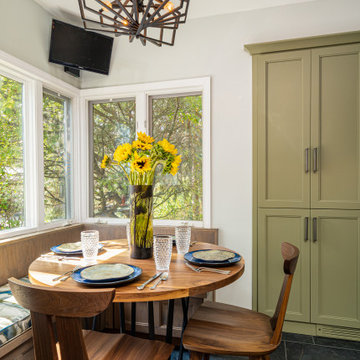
[0,278,31,347]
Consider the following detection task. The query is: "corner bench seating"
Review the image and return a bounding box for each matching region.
[0,224,218,359]
[0,278,31,346]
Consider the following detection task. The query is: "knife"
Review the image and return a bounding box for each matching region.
[137,272,163,290]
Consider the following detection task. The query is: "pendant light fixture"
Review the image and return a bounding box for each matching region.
[78,0,190,46]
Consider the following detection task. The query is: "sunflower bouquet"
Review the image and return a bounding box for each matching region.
[101,132,181,258]
[101,132,181,184]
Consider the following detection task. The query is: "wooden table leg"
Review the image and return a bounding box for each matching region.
[119,303,126,333]
[131,302,136,335]
[148,301,155,340]
[166,299,175,344]
[178,297,190,360]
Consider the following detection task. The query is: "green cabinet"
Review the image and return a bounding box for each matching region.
[253,40,360,333]
[258,209,311,323]
[257,51,311,209]
[311,45,360,209]
[311,210,360,328]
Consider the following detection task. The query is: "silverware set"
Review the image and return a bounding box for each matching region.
[52,266,82,282]
[137,272,162,290]
[150,272,168,290]
[41,254,81,261]
[185,262,231,275]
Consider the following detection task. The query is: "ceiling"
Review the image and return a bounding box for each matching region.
[33,0,316,26]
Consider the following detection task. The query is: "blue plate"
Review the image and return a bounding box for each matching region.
[51,243,104,255]
[71,263,142,287]
[184,249,241,267]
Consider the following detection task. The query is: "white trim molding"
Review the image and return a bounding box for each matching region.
[80,77,212,227]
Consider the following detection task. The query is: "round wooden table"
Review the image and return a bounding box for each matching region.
[29,240,245,359]
[29,240,245,302]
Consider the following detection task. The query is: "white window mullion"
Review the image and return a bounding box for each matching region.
[72,95,82,223]
[135,92,148,133]
[23,79,42,229]
[202,77,211,227]
[79,97,90,222]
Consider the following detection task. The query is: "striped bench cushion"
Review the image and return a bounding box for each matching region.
[0,278,31,347]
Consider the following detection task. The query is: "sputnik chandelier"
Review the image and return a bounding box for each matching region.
[78,0,190,46]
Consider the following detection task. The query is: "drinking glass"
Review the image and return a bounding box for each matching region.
[153,235,173,272]
[81,230,99,262]
[175,223,191,255]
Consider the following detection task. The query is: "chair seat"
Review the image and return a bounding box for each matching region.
[183,302,278,356]
[79,330,174,360]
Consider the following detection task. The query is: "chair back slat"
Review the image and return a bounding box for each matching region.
[270,242,299,345]
[8,278,115,360]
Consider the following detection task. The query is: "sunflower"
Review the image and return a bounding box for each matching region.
[132,139,152,151]
[131,152,151,173]
[137,132,155,144]
[101,154,111,169]
[158,138,178,156]
[113,143,132,162]
[170,155,182,175]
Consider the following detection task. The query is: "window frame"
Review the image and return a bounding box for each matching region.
[0,49,211,242]
[0,51,79,240]
[81,77,211,227]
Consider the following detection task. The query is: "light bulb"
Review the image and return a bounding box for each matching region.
[102,1,112,11]
[164,1,174,12]
[121,19,129,26]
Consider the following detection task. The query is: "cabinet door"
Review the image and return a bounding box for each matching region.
[311,210,360,328]
[258,51,311,208]
[258,209,310,322]
[311,44,360,209]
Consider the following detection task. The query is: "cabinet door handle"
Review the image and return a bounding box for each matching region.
[313,147,318,173]
[305,148,309,173]
[305,217,309,241]
[313,217,318,242]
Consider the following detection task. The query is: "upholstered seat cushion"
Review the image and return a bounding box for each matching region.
[0,278,31,347]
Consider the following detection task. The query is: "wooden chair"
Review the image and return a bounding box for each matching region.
[8,278,174,360]
[182,242,300,360]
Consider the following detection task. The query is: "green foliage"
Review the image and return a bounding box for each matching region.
[92,95,203,221]
[92,100,136,218]
[43,91,68,222]
[0,75,24,230]
[152,95,203,221]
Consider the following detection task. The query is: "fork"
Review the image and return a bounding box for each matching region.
[52,266,82,282]
[185,262,231,275]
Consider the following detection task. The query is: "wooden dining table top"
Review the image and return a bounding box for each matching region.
[28,240,245,303]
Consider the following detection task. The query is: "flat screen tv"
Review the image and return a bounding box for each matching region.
[49,19,113,75]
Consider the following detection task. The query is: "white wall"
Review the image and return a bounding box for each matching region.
[80,0,360,308]
[0,0,80,87]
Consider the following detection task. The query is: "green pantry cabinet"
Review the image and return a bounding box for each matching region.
[246,33,360,337]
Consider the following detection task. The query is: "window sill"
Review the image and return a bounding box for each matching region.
[0,222,82,246]
[84,217,204,227]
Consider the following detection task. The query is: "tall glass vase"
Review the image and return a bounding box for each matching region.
[129,185,153,259]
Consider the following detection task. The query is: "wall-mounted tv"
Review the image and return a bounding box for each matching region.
[49,19,113,75]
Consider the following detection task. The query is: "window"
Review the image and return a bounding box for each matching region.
[43,90,72,222]
[90,99,136,218]
[0,51,77,239]
[85,78,210,225]
[151,94,203,221]
[0,74,24,230]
